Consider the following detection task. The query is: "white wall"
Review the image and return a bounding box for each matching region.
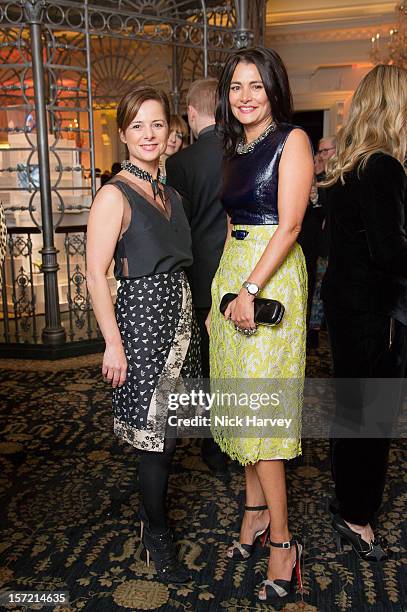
[265,1,397,134]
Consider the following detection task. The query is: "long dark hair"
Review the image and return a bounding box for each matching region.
[215,47,293,156]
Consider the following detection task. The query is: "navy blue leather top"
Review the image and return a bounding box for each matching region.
[221,123,298,225]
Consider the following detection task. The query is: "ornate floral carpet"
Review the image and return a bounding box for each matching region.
[0,334,405,612]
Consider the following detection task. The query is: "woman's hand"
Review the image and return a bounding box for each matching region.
[205,310,212,336]
[224,289,255,330]
[102,341,127,388]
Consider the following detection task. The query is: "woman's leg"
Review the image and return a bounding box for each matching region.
[138,435,177,531]
[254,459,296,592]
[325,306,407,536]
[137,435,191,583]
[245,464,267,505]
[236,465,268,545]
[325,307,384,538]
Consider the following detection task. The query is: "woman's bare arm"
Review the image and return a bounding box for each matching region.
[86,185,127,387]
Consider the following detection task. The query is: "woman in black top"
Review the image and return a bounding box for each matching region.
[321,64,407,561]
[86,86,199,583]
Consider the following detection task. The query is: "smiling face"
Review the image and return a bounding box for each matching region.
[229,61,272,131]
[165,128,184,156]
[120,99,168,170]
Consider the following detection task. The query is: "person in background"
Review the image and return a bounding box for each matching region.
[297,167,323,336]
[298,136,336,348]
[86,85,199,584]
[100,169,111,186]
[315,136,336,181]
[308,139,337,343]
[166,78,229,479]
[159,114,188,181]
[111,162,122,176]
[321,64,407,561]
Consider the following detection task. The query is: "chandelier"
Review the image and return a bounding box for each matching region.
[370,2,407,69]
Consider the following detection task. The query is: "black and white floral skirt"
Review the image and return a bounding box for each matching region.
[113,270,200,451]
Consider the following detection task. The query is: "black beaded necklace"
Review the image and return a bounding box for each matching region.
[121,160,165,201]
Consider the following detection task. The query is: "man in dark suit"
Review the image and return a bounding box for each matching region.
[166,78,228,478]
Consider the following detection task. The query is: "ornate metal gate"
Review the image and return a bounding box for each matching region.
[0,0,265,356]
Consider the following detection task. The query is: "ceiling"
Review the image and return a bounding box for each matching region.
[265,0,396,40]
[264,0,397,72]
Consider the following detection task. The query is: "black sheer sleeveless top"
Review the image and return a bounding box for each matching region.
[221,123,299,225]
[108,176,193,280]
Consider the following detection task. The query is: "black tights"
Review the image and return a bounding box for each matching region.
[137,436,177,531]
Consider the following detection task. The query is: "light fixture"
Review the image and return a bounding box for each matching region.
[370,2,407,69]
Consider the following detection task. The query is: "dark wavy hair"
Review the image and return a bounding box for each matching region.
[215,47,293,156]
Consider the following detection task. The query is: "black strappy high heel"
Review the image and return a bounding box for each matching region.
[332,514,387,562]
[258,537,303,602]
[227,504,270,560]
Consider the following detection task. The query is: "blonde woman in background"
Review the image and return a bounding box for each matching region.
[159,114,188,181]
[321,64,407,561]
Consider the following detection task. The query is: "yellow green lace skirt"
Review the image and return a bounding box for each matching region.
[209,224,307,465]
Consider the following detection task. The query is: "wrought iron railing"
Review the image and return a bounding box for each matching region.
[1,225,40,344]
[61,228,93,342]
[1,216,106,348]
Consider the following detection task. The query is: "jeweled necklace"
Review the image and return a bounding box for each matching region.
[236,120,277,155]
[121,160,165,201]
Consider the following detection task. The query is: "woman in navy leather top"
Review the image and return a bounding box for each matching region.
[208,47,314,602]
[321,65,407,562]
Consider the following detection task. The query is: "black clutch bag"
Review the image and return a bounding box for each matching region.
[219,293,285,326]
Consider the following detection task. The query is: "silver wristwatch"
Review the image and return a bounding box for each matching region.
[242,281,260,296]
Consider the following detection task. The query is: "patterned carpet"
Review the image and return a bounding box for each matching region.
[0,334,405,612]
